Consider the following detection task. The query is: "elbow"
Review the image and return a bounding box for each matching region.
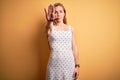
[73,48,78,55]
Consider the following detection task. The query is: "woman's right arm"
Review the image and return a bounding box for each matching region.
[45,21,53,37]
[44,4,54,37]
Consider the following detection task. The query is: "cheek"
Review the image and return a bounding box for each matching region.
[62,13,65,18]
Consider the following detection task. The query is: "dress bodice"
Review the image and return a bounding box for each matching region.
[48,25,72,52]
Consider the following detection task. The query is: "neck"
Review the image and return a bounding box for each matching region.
[55,21,64,26]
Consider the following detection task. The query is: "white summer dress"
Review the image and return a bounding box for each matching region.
[46,25,75,80]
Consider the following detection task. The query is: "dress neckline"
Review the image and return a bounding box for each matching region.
[52,25,71,32]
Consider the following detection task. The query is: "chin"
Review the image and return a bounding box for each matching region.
[56,19,63,22]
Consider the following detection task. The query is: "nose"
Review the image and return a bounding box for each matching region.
[57,12,60,17]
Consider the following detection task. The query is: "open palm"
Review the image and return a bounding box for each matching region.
[44,4,54,21]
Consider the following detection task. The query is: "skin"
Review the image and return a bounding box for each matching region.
[44,4,80,79]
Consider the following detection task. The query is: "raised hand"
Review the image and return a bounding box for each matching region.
[44,4,54,21]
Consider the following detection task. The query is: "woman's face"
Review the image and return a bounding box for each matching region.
[53,6,65,22]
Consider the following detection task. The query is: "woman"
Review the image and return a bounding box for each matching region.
[44,3,80,80]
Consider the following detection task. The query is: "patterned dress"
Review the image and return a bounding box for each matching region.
[46,25,75,80]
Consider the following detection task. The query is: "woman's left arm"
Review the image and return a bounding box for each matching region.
[71,26,80,79]
[71,26,79,65]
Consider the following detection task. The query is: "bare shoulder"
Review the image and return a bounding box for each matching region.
[64,24,74,30]
[67,25,75,32]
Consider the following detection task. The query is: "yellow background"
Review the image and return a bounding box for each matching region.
[1,0,120,80]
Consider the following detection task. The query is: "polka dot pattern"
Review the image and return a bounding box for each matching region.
[46,25,75,80]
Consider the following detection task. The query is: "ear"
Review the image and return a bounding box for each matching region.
[64,13,66,17]
[63,11,66,19]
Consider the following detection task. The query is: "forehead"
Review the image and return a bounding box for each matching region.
[54,6,64,11]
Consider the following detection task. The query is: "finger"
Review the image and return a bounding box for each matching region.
[44,8,47,15]
[48,4,54,14]
[44,8,48,19]
[50,5,54,12]
[48,4,52,10]
[49,4,53,9]
[76,72,79,79]
[73,72,77,79]
[75,72,79,79]
[72,71,75,78]
[49,4,52,7]
[48,4,52,12]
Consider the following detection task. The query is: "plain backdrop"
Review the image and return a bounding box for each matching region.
[0,0,120,80]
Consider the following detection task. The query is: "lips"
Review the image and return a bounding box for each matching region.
[55,18,60,20]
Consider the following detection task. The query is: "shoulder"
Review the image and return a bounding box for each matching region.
[67,25,75,32]
[65,24,74,30]
[69,25,76,36]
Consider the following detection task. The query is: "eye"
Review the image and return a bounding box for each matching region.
[54,11,58,14]
[60,10,63,13]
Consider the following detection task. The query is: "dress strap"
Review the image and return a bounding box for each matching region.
[68,25,72,31]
